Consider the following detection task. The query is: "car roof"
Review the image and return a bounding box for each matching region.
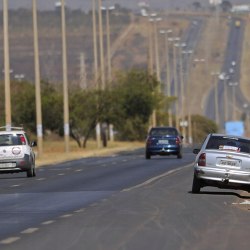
[0,130,25,135]
[209,133,248,140]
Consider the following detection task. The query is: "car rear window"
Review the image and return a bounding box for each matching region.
[0,134,27,146]
[150,128,178,136]
[206,135,250,153]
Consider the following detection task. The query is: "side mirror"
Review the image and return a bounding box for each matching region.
[31,141,37,147]
[193,148,200,154]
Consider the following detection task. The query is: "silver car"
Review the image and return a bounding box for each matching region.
[192,133,250,193]
[0,127,37,178]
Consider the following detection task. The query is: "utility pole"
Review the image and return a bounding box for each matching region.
[160,29,173,126]
[61,0,70,153]
[3,0,11,131]
[33,0,43,157]
[211,72,220,126]
[92,0,99,85]
[98,0,105,89]
[79,52,87,89]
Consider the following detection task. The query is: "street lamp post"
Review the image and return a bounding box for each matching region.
[101,5,115,84]
[211,71,220,126]
[33,0,43,157]
[174,42,186,132]
[98,0,105,90]
[160,29,172,126]
[92,0,99,85]
[3,0,11,131]
[61,0,70,153]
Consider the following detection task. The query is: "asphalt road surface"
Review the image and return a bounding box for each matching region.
[0,147,249,250]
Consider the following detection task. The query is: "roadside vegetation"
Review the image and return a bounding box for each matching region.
[0,69,217,147]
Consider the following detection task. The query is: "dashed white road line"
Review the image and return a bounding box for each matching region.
[74,209,85,213]
[21,228,39,234]
[60,214,73,218]
[58,173,65,176]
[41,220,55,225]
[75,169,83,172]
[0,237,20,244]
[36,178,46,181]
[11,185,21,188]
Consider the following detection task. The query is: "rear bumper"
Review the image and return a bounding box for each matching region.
[194,166,250,189]
[146,147,181,155]
[0,154,33,174]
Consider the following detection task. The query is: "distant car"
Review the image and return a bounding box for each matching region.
[192,133,250,193]
[145,126,183,159]
[0,126,37,177]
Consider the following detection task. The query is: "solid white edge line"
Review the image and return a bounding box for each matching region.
[122,163,194,192]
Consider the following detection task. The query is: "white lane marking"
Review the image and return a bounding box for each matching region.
[75,169,83,172]
[41,220,55,225]
[74,209,85,213]
[58,173,65,176]
[123,163,194,192]
[232,200,250,205]
[21,228,39,234]
[123,159,127,162]
[36,178,46,181]
[11,185,21,188]
[0,237,20,244]
[60,214,73,218]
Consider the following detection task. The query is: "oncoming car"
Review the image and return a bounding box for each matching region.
[145,126,183,159]
[0,126,37,178]
[192,133,250,193]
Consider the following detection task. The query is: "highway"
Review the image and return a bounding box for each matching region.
[204,17,249,130]
[0,148,249,250]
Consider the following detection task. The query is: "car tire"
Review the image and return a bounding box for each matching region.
[192,174,201,193]
[145,151,151,159]
[27,168,33,177]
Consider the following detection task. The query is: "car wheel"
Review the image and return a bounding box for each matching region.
[145,151,151,159]
[192,173,201,193]
[27,168,33,178]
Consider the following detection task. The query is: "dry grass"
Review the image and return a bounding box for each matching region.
[35,139,144,167]
[188,15,229,116]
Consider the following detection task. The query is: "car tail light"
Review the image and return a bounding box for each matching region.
[146,138,153,145]
[20,135,26,145]
[176,137,181,145]
[198,153,206,166]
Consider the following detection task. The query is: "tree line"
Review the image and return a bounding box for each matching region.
[0,69,217,146]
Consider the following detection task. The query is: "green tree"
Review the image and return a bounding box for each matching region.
[192,114,218,144]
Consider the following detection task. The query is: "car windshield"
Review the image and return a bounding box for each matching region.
[0,134,27,146]
[206,135,250,153]
[150,128,178,136]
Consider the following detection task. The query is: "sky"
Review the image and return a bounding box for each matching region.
[1,0,250,11]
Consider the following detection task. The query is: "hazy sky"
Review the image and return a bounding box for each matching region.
[2,0,250,11]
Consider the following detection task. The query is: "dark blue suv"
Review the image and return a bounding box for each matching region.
[145,127,183,159]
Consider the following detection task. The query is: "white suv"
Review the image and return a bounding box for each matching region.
[0,127,37,177]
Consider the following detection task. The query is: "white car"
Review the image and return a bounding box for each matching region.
[192,133,250,193]
[0,127,37,177]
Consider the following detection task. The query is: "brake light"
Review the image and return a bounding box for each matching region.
[176,137,181,145]
[198,153,206,166]
[146,138,153,145]
[20,135,26,145]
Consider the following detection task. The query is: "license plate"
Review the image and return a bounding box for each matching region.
[0,163,16,168]
[158,140,169,144]
[220,160,237,166]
